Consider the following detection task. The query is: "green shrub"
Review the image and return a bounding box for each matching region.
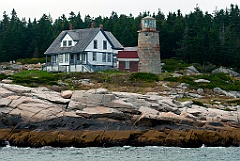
[17,57,48,64]
[224,107,234,111]
[162,58,191,72]
[130,72,159,83]
[0,73,8,80]
[192,100,205,107]
[163,77,179,82]
[12,70,59,86]
[193,63,216,73]
[163,73,240,91]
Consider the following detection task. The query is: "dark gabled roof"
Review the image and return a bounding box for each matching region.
[67,31,79,41]
[44,28,123,55]
[104,31,124,50]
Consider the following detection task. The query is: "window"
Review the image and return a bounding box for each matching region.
[59,54,63,63]
[63,41,67,47]
[113,56,117,63]
[107,53,111,62]
[52,55,56,62]
[144,49,149,53]
[70,54,74,64]
[68,40,72,46]
[102,53,106,62]
[65,53,68,62]
[77,54,80,61]
[83,53,86,61]
[103,40,107,50]
[125,61,130,69]
[94,40,97,49]
[93,52,97,61]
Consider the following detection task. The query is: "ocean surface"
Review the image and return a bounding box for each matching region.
[0,145,239,161]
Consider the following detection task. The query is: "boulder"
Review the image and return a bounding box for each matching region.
[194,79,210,83]
[185,66,199,75]
[185,92,203,98]
[213,87,236,98]
[0,83,32,93]
[105,99,139,114]
[67,100,87,111]
[138,106,159,115]
[1,79,13,84]
[24,90,70,104]
[76,106,130,120]
[181,101,193,108]
[0,87,15,98]
[61,90,73,99]
[0,98,12,107]
[212,67,239,77]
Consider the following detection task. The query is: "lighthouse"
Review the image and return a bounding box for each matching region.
[137,16,161,74]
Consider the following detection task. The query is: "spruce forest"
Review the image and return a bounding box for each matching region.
[0,4,240,69]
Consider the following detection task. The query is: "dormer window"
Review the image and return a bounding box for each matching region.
[68,40,72,46]
[63,41,67,47]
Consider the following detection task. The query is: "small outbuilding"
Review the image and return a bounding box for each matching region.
[118,47,139,72]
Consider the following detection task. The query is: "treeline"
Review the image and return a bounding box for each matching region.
[0,4,240,69]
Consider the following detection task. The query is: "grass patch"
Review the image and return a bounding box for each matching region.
[162,58,191,72]
[192,100,206,107]
[224,107,235,111]
[12,70,59,86]
[129,72,159,83]
[163,73,240,91]
[0,73,8,80]
[17,57,48,64]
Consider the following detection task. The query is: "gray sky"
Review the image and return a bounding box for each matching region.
[1,0,239,20]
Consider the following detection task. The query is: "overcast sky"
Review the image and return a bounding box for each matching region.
[1,0,239,20]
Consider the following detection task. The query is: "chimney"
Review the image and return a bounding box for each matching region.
[99,24,103,30]
[69,23,73,30]
[91,22,94,28]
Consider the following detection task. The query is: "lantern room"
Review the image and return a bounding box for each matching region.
[141,16,156,31]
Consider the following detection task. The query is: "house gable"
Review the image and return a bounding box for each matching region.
[85,30,115,66]
[61,33,77,47]
[85,30,111,52]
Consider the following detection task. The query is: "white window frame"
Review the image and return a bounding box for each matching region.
[59,54,63,63]
[68,40,72,46]
[125,61,130,69]
[93,52,97,61]
[94,40,98,49]
[52,55,56,63]
[65,53,68,62]
[103,40,107,50]
[63,41,67,47]
[107,53,111,62]
[102,53,106,62]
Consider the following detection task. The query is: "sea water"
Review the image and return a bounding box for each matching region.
[0,146,239,161]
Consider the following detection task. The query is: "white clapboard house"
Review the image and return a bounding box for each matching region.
[43,27,123,72]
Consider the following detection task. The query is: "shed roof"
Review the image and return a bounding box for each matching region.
[118,50,138,58]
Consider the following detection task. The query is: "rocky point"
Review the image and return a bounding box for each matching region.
[0,82,240,148]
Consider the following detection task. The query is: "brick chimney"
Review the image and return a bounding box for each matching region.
[69,23,73,30]
[99,24,103,30]
[91,22,94,28]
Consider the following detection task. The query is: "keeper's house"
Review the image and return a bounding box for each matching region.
[43,27,123,72]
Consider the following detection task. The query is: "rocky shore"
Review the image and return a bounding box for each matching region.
[1,83,240,148]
